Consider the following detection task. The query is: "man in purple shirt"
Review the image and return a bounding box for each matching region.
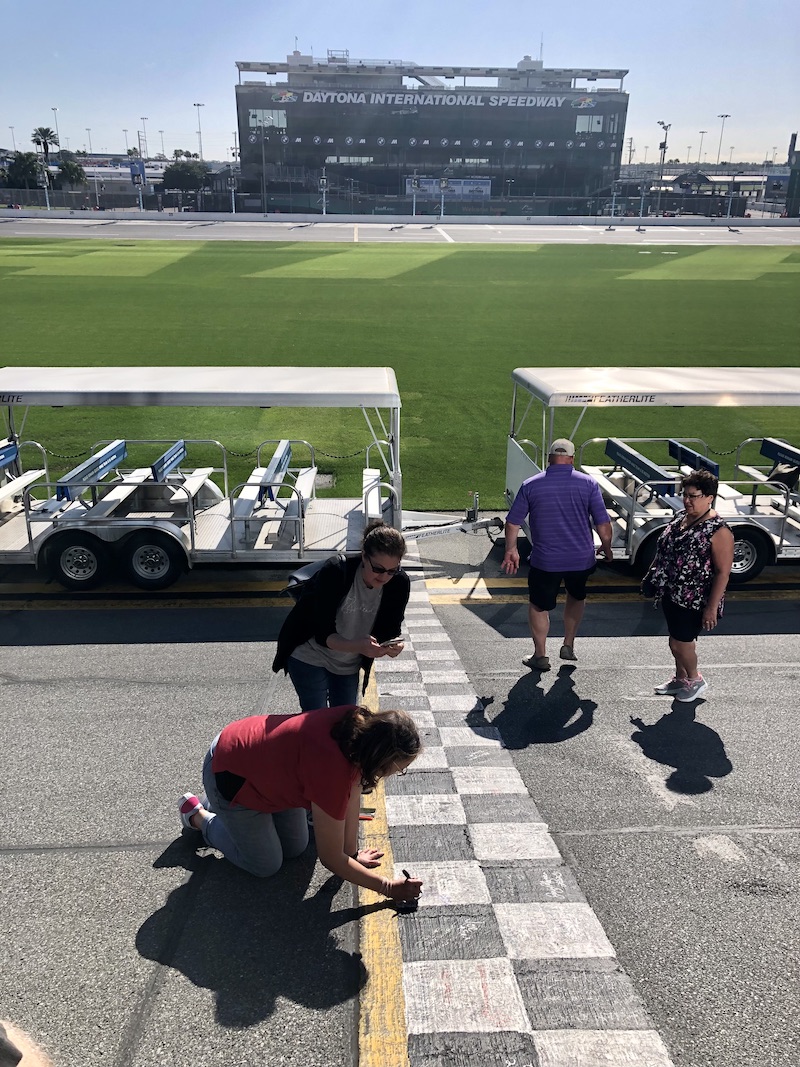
[502,439,613,671]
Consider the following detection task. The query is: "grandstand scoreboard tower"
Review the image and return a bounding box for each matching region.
[235,51,629,207]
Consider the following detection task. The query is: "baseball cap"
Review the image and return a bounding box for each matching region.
[549,438,575,457]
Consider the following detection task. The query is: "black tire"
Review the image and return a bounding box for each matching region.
[729,528,770,584]
[633,534,660,576]
[47,533,111,591]
[123,532,185,590]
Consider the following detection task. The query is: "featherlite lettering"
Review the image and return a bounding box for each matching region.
[301,91,567,107]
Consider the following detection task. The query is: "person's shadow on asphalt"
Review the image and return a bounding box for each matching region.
[137,837,383,1025]
[490,665,597,748]
[630,705,733,794]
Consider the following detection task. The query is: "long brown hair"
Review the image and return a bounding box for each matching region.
[331,706,421,791]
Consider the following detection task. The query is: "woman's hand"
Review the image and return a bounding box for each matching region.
[382,641,404,658]
[355,848,384,868]
[702,605,719,630]
[359,636,386,658]
[384,876,423,902]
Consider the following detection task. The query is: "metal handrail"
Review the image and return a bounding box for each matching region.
[362,481,399,530]
[255,438,316,468]
[229,480,306,558]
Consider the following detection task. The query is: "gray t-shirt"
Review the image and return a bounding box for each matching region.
[291,570,383,675]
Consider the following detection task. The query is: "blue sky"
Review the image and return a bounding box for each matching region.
[3,0,797,165]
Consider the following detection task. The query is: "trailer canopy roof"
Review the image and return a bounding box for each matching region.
[512,368,800,408]
[0,366,401,409]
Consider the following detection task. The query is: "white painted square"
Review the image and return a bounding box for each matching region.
[415,647,459,661]
[385,793,466,825]
[378,683,427,696]
[494,903,616,959]
[428,694,483,711]
[412,744,448,767]
[420,669,470,684]
[534,1029,675,1067]
[406,710,436,727]
[470,823,561,861]
[404,958,531,1034]
[407,618,445,629]
[408,631,451,641]
[438,726,502,747]
[451,766,528,794]
[374,658,419,672]
[393,860,491,906]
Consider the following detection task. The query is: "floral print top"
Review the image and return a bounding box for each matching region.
[648,511,731,615]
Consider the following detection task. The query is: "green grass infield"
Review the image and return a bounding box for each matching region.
[1,238,798,508]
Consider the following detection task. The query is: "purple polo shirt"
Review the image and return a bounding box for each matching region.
[507,465,610,572]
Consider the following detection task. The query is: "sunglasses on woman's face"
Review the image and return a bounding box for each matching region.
[366,557,402,576]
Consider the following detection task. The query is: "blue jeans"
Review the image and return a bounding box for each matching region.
[200,747,309,878]
[287,655,361,711]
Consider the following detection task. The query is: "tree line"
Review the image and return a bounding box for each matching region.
[2,127,212,192]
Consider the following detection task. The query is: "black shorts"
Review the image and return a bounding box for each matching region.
[528,565,595,611]
[661,594,704,642]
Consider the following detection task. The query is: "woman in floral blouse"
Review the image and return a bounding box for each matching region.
[645,469,734,702]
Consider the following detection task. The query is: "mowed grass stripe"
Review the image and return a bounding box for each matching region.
[1,239,798,509]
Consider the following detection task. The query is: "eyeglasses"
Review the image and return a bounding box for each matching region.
[682,492,706,500]
[366,556,402,577]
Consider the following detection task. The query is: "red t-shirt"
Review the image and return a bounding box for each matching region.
[211,705,359,819]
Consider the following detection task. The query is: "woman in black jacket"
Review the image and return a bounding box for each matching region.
[273,521,410,711]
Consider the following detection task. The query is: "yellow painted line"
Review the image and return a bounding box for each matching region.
[427,590,800,605]
[0,580,289,594]
[358,669,410,1067]
[0,597,292,610]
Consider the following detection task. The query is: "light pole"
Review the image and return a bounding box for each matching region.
[86,128,93,155]
[716,114,730,166]
[140,117,149,159]
[643,146,649,164]
[687,146,692,166]
[158,129,165,157]
[729,146,734,165]
[259,123,267,216]
[771,146,777,165]
[656,120,671,214]
[193,103,204,160]
[232,130,239,161]
[9,127,15,151]
[123,129,129,154]
[51,108,60,158]
[319,166,327,216]
[697,131,707,165]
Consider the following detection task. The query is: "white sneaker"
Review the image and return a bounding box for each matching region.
[675,676,709,702]
[654,676,685,695]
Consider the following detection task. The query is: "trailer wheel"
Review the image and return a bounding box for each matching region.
[729,528,770,584]
[48,533,110,591]
[633,534,660,576]
[124,532,185,590]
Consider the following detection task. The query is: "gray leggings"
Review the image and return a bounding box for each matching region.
[200,746,309,878]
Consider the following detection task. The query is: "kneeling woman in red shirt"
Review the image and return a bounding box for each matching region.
[179,704,422,904]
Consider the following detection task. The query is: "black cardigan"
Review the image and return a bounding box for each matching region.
[272,554,410,691]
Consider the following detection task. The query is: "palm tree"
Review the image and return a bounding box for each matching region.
[56,159,87,189]
[31,126,59,165]
[6,152,41,190]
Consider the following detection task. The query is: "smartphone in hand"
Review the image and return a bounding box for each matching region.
[379,635,406,647]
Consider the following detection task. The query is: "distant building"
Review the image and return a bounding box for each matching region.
[235,50,629,212]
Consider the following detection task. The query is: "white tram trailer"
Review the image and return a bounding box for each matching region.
[0,365,492,591]
[506,367,800,583]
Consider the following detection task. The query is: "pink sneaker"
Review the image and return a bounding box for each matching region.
[178,792,202,831]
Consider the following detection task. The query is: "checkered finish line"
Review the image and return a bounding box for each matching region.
[375,562,675,1067]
